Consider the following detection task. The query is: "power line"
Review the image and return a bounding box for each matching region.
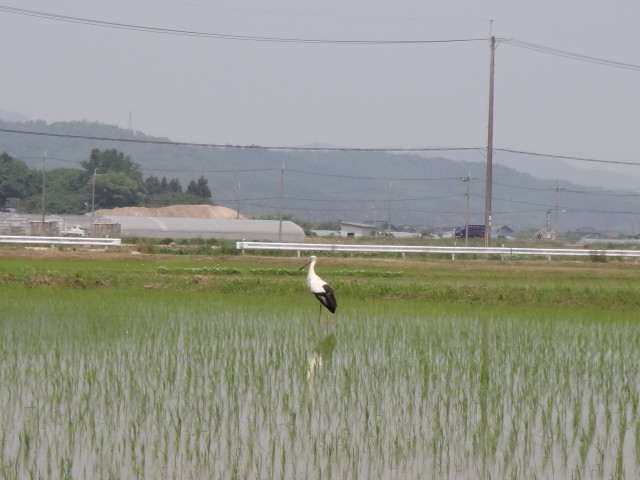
[3,127,638,168]
[495,147,640,167]
[493,181,551,192]
[0,5,484,45]
[14,155,79,165]
[3,4,637,73]
[242,198,640,217]
[0,127,480,153]
[24,153,640,197]
[218,193,462,204]
[501,38,640,71]
[287,167,461,181]
[28,153,640,196]
[560,188,640,197]
[493,180,640,197]
[140,167,279,174]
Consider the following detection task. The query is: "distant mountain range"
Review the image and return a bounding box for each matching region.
[1,117,639,234]
[0,109,30,123]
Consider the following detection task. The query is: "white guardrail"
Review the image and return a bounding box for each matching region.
[236,241,640,260]
[0,235,121,247]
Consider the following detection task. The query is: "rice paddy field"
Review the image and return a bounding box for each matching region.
[1,250,640,479]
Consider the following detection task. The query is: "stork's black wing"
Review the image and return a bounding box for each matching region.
[314,283,337,313]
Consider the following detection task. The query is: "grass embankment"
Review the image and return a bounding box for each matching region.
[1,250,639,312]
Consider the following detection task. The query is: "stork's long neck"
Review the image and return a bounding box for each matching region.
[307,259,317,278]
[306,260,319,288]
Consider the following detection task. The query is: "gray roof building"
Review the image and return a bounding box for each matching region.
[340,221,378,238]
[96,216,305,242]
[0,213,305,242]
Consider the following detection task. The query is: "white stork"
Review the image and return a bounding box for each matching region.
[299,255,337,316]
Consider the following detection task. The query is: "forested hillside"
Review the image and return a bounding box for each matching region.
[2,120,639,234]
[0,147,212,214]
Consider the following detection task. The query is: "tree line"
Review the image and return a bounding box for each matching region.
[0,148,212,214]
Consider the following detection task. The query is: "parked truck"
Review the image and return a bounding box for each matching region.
[454,224,485,238]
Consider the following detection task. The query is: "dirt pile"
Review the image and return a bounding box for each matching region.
[93,205,245,219]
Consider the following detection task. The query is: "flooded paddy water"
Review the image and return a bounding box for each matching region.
[1,294,639,479]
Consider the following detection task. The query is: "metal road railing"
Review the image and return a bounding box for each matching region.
[236,241,640,260]
[0,235,121,247]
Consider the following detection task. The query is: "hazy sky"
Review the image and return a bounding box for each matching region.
[2,1,639,173]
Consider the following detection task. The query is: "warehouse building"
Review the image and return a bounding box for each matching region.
[97,216,305,242]
[0,213,305,242]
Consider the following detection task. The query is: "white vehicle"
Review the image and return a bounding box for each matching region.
[61,225,87,237]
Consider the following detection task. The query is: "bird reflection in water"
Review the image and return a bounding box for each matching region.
[307,333,336,384]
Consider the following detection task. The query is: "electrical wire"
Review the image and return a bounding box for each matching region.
[139,167,279,174]
[501,38,640,71]
[0,5,484,45]
[286,167,462,182]
[496,147,640,167]
[6,130,640,220]
[35,154,640,198]
[218,192,462,204]
[3,127,639,169]
[0,127,481,154]
[3,4,637,74]
[2,4,638,74]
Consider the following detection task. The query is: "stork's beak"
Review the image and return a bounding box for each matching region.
[298,259,311,272]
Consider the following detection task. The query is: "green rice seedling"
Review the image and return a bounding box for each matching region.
[2,255,640,478]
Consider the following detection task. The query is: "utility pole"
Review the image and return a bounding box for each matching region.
[386,181,392,234]
[91,168,98,216]
[236,182,241,219]
[462,172,478,245]
[484,35,496,247]
[41,151,46,230]
[552,180,564,240]
[546,209,553,240]
[278,162,284,242]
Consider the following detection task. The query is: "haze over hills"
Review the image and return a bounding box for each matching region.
[0,109,30,123]
[449,149,640,192]
[2,117,640,234]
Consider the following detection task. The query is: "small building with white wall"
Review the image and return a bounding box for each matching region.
[340,222,378,238]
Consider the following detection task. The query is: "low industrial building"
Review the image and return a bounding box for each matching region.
[0,213,305,242]
[98,216,305,242]
[340,221,378,238]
